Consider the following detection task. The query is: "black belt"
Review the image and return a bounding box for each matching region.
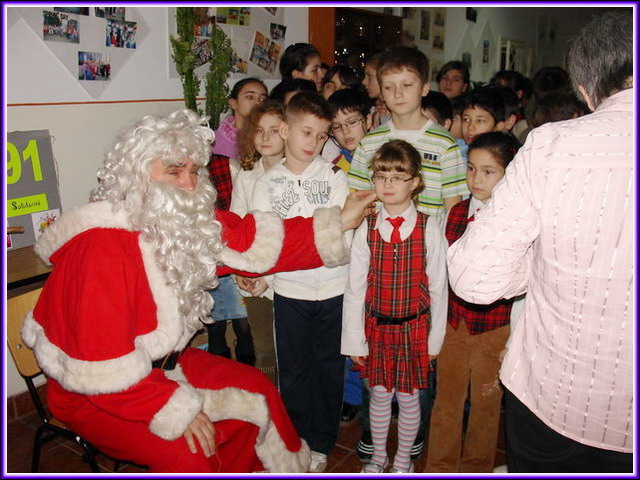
[152,351,181,370]
[372,308,430,325]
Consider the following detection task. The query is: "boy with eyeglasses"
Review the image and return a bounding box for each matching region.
[326,89,374,173]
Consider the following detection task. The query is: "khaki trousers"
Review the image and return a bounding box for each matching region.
[425,322,510,472]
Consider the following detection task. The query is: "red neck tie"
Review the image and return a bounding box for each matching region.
[386,216,405,243]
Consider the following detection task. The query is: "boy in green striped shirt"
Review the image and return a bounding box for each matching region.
[348,46,468,220]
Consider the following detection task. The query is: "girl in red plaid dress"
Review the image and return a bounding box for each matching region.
[425,132,521,473]
[342,140,448,473]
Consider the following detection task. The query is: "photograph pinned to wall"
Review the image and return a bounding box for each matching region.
[482,40,490,64]
[54,7,89,16]
[402,8,417,20]
[420,10,431,41]
[263,7,277,16]
[193,7,216,37]
[192,37,213,67]
[78,51,111,81]
[105,7,126,22]
[270,23,286,42]
[432,31,444,51]
[430,59,443,82]
[401,29,416,47]
[466,7,478,23]
[43,10,79,44]
[31,209,60,241]
[227,8,239,26]
[216,7,228,24]
[249,31,279,75]
[239,8,251,26]
[462,52,472,70]
[231,52,248,74]
[106,19,137,49]
[434,7,446,27]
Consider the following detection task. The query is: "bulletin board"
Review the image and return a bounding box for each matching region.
[167,7,287,81]
[6,130,62,250]
[14,7,147,99]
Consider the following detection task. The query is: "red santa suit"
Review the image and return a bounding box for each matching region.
[22,201,348,473]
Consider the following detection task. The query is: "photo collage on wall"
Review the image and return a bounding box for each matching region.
[42,7,138,83]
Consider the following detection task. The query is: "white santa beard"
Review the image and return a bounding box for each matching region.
[137,179,223,330]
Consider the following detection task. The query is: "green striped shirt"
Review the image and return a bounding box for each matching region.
[348,120,469,218]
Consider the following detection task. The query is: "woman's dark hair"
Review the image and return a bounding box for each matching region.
[268,79,317,103]
[279,43,321,80]
[468,132,521,169]
[436,60,470,85]
[567,9,632,107]
[230,77,266,99]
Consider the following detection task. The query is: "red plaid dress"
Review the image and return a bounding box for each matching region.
[446,199,513,334]
[363,212,431,393]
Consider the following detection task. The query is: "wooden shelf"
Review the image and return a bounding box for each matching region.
[7,246,52,297]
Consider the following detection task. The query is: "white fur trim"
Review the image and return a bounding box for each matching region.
[22,312,152,395]
[201,387,310,473]
[219,211,284,273]
[149,367,203,440]
[313,206,350,267]
[35,202,131,265]
[136,238,192,354]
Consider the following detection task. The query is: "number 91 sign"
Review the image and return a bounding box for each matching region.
[6,130,62,250]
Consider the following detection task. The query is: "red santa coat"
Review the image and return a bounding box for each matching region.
[22,201,348,472]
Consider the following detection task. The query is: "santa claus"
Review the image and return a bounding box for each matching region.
[22,109,375,472]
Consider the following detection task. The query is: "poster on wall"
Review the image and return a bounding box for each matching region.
[270,23,286,43]
[249,30,280,75]
[54,7,89,16]
[419,10,430,41]
[217,7,251,26]
[6,130,63,251]
[106,19,137,48]
[95,7,125,21]
[432,7,446,52]
[43,10,79,43]
[193,7,216,37]
[78,51,111,80]
[482,40,491,64]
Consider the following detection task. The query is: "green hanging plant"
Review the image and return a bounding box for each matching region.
[169,7,200,112]
[205,25,233,131]
[169,8,234,130]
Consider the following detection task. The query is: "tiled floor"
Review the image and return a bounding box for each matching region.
[6,407,506,473]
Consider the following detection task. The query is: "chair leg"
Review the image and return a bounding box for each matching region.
[75,437,100,473]
[31,425,48,472]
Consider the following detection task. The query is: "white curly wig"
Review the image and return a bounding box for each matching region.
[91,109,223,330]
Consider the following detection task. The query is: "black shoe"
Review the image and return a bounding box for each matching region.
[410,432,425,460]
[356,431,373,460]
[340,402,358,424]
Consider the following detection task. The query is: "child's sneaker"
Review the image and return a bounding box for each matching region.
[309,451,327,473]
[389,462,414,473]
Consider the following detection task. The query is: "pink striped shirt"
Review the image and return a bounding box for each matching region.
[447,88,634,453]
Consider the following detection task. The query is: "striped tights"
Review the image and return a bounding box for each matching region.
[366,385,421,472]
